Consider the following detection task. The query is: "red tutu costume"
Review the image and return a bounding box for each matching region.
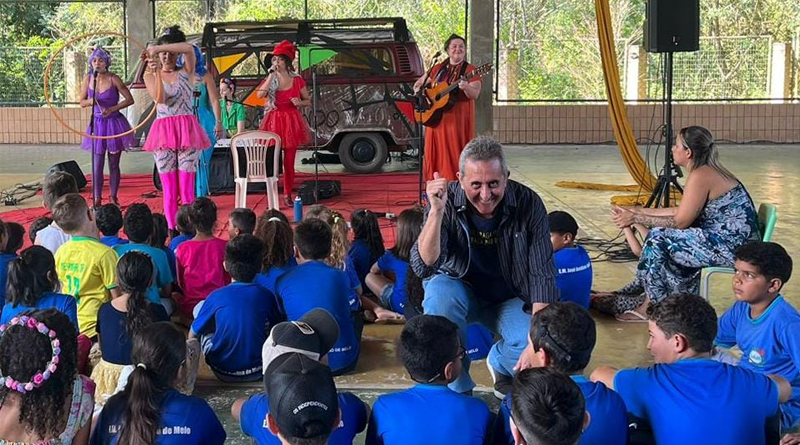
[259,75,310,194]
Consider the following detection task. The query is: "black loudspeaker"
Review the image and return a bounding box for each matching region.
[297,180,341,205]
[644,0,700,53]
[48,161,87,190]
[152,148,267,194]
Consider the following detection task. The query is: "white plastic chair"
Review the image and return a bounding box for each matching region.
[230,131,282,210]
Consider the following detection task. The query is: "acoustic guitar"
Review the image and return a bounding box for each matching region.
[415,63,493,127]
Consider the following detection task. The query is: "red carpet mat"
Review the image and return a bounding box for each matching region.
[0,171,422,247]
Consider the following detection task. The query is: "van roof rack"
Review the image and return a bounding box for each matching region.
[202,17,412,53]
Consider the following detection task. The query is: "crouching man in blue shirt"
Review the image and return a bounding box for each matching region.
[592,293,792,445]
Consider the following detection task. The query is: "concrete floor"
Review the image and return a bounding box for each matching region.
[1,142,799,443]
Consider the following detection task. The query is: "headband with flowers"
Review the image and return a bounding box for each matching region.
[0,316,61,394]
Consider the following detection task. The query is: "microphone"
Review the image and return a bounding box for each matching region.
[268,66,276,74]
[433,51,442,59]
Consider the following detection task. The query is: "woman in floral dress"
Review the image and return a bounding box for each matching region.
[596,126,759,321]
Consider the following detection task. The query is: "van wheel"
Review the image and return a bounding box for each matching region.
[339,133,388,174]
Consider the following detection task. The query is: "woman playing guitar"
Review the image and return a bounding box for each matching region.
[414,34,482,181]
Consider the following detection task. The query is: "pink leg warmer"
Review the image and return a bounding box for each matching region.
[178,171,196,206]
[160,172,179,229]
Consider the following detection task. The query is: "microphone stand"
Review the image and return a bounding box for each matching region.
[88,70,100,208]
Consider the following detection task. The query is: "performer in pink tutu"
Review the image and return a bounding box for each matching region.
[79,46,135,208]
[141,25,211,231]
[256,40,311,206]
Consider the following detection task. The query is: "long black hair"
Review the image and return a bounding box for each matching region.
[117,322,186,445]
[116,252,155,339]
[351,208,385,262]
[6,246,59,308]
[2,222,24,254]
[0,309,78,440]
[149,213,169,249]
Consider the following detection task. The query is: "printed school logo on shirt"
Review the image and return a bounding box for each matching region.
[748,348,767,366]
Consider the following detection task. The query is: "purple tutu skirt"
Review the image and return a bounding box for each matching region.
[142,114,211,152]
[80,113,136,154]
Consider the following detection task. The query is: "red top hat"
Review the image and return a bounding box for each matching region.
[272,40,297,61]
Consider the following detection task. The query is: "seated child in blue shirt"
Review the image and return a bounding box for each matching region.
[349,208,385,292]
[191,234,283,382]
[364,207,422,321]
[228,207,257,238]
[509,368,590,445]
[714,241,800,431]
[94,251,169,404]
[96,204,128,247]
[1,245,78,327]
[91,322,226,445]
[113,204,174,312]
[366,315,490,445]
[277,218,361,375]
[592,293,792,445]
[169,204,194,253]
[494,302,627,445]
[306,206,363,312]
[548,211,592,308]
[233,308,368,445]
[254,210,296,296]
[151,213,177,279]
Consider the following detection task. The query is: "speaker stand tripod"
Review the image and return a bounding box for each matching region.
[645,51,683,208]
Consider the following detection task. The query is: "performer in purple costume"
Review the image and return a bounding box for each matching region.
[79,47,135,208]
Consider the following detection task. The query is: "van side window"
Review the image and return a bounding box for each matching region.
[313,48,396,77]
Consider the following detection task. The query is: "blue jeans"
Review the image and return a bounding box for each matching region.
[422,274,531,393]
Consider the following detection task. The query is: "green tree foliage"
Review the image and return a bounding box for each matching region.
[0,0,797,104]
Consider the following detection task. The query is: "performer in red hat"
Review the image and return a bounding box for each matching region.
[257,40,311,206]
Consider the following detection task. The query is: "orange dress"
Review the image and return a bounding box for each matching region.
[423,62,477,181]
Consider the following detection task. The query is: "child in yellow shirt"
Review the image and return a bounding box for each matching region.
[52,193,120,338]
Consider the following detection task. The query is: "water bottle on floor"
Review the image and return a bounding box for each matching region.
[293,196,303,222]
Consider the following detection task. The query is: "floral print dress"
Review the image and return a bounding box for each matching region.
[595,183,759,314]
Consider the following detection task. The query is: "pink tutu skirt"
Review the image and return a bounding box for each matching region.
[258,108,311,150]
[142,114,211,152]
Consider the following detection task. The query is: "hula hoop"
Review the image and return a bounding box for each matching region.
[43,31,161,140]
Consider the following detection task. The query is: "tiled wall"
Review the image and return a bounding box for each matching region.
[0,107,86,144]
[1,104,799,145]
[492,103,800,144]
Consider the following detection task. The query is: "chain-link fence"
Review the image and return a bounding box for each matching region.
[0,45,125,107]
[495,0,799,103]
[645,36,773,100]
[496,34,783,102]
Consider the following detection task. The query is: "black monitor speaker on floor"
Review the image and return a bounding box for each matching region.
[644,0,700,53]
[47,161,87,190]
[152,148,266,194]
